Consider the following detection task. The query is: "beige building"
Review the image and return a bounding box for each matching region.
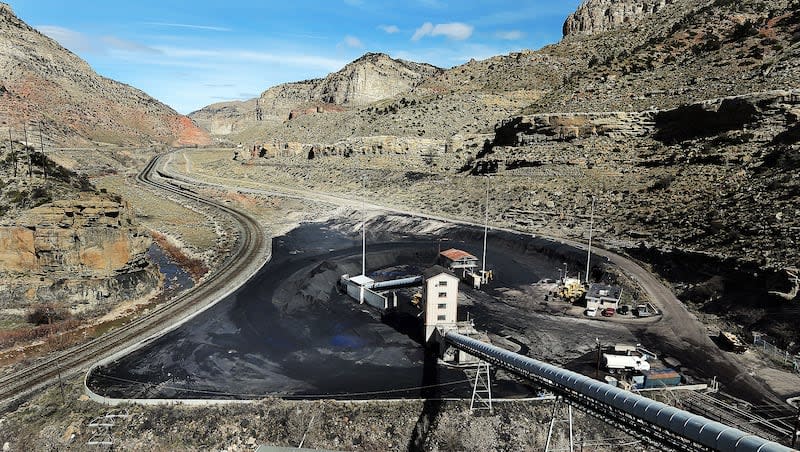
[423,266,460,342]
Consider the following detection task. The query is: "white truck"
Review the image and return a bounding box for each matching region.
[603,353,651,372]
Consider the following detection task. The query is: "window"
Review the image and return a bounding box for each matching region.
[438,292,447,298]
[437,315,447,321]
[437,303,447,309]
[438,280,448,287]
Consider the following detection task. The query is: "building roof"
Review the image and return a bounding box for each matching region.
[423,265,459,280]
[439,248,477,262]
[586,283,622,300]
[349,275,375,287]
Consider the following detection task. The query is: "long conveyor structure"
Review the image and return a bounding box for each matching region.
[444,331,795,452]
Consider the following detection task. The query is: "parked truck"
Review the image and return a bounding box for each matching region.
[718,331,747,353]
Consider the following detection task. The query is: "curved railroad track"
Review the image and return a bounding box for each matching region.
[0,152,267,409]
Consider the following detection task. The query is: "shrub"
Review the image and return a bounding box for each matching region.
[26,303,71,325]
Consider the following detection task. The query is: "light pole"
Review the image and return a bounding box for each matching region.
[585,196,595,284]
[361,174,366,277]
[481,175,490,281]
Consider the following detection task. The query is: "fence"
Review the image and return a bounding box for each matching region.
[753,333,800,373]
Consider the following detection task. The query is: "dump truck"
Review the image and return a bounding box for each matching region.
[718,331,747,353]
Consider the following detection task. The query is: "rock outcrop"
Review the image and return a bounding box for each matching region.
[189,53,441,136]
[495,111,656,145]
[0,2,209,147]
[563,0,674,36]
[0,194,158,307]
[311,53,441,106]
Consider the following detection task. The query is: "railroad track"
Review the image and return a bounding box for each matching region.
[0,152,267,409]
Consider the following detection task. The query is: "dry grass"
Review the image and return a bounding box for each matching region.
[0,318,82,349]
[95,174,218,253]
[150,231,208,281]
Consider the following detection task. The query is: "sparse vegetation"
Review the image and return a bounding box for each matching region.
[150,231,209,281]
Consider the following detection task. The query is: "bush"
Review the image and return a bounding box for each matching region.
[26,304,71,325]
[730,19,760,42]
[30,186,52,207]
[647,174,675,191]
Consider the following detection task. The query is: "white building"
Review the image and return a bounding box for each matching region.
[585,283,622,311]
[423,266,460,342]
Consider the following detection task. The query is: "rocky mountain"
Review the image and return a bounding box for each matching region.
[189,53,441,137]
[0,2,209,147]
[563,0,674,36]
[210,0,800,346]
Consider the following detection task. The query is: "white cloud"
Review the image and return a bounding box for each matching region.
[142,22,231,32]
[343,35,364,48]
[101,36,162,54]
[412,22,473,41]
[154,46,347,71]
[411,23,434,41]
[37,25,96,53]
[379,24,400,34]
[37,25,161,55]
[495,30,525,40]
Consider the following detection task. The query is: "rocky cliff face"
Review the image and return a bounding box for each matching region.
[0,194,158,307]
[311,53,441,106]
[189,53,441,137]
[563,0,674,36]
[0,3,209,147]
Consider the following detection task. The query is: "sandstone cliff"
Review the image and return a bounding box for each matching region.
[311,52,441,106]
[563,0,674,36]
[0,193,159,308]
[0,3,209,147]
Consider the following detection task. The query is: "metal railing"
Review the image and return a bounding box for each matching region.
[753,333,800,373]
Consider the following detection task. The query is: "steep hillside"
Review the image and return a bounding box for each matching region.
[189,53,442,137]
[0,3,209,147]
[536,0,800,112]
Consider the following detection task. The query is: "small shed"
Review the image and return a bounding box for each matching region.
[438,248,478,272]
[642,368,681,388]
[585,283,622,311]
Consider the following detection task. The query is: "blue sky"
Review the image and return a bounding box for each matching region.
[10,1,583,114]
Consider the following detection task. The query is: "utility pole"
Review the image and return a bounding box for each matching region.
[46,308,65,405]
[24,122,31,178]
[585,196,595,284]
[38,121,46,182]
[7,127,15,177]
[56,357,66,405]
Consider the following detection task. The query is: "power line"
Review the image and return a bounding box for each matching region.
[92,372,473,399]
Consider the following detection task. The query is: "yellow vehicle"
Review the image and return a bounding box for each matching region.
[558,278,586,302]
